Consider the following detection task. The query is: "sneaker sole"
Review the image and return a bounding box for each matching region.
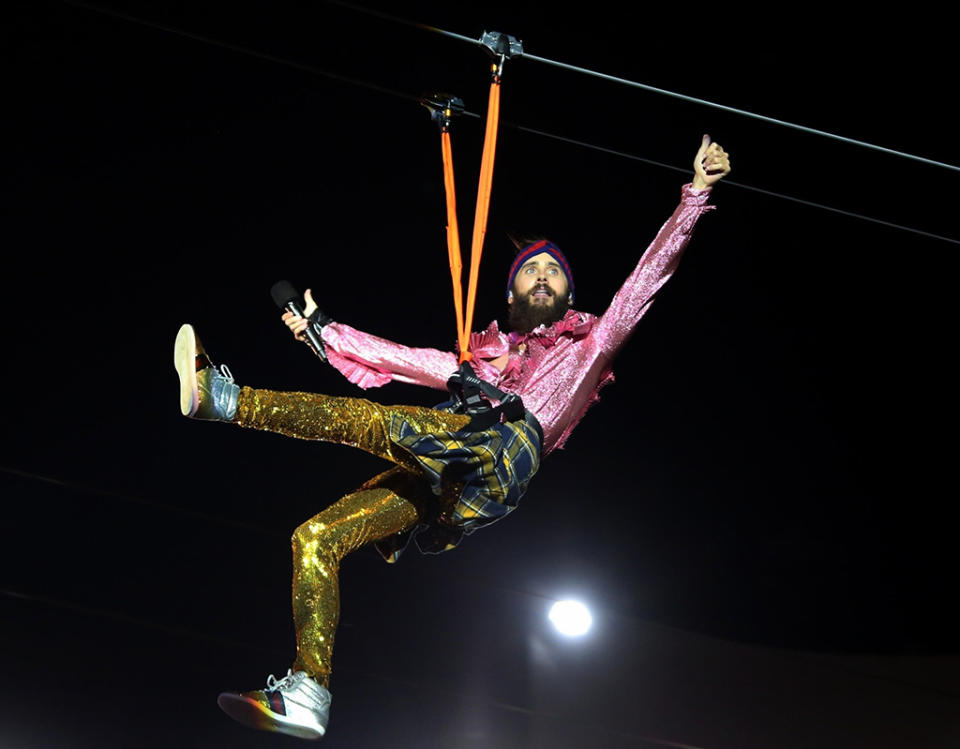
[173,324,199,417]
[217,692,326,740]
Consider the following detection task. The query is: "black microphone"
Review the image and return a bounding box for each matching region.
[271,280,327,362]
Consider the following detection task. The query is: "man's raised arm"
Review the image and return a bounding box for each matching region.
[283,289,458,391]
[593,135,731,356]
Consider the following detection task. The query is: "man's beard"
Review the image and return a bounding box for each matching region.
[508,288,570,334]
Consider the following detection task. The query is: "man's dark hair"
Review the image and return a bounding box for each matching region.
[506,231,550,254]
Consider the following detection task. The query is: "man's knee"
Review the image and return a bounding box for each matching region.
[292,517,337,559]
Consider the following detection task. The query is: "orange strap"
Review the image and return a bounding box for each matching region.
[440,76,502,364]
[440,129,467,359]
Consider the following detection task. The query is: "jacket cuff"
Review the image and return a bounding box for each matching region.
[681,182,714,207]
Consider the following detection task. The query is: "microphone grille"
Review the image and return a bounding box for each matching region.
[270,280,299,309]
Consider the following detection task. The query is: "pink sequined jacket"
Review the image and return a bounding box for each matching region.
[320,184,715,456]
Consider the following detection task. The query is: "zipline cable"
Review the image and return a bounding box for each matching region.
[62,0,423,107]
[512,123,960,246]
[328,0,960,174]
[59,0,958,248]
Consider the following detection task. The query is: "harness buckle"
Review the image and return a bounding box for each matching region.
[446,362,489,416]
[446,361,527,431]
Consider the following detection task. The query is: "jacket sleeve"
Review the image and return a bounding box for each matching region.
[320,322,459,391]
[592,183,715,357]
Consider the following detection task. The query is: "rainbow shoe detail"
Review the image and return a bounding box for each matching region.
[217,670,331,740]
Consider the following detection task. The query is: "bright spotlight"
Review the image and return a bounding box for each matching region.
[548,600,592,636]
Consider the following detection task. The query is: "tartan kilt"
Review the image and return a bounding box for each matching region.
[375,411,542,560]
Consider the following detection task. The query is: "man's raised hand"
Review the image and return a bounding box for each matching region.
[692,134,731,190]
[282,288,320,342]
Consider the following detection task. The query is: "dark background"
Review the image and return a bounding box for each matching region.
[3,2,958,747]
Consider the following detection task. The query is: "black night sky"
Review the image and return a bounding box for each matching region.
[4,2,958,747]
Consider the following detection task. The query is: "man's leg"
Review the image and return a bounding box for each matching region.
[176,326,470,738]
[289,467,433,687]
[234,387,469,470]
[217,467,436,739]
[175,321,469,466]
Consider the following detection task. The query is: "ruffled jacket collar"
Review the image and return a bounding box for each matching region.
[466,310,596,363]
[510,309,595,345]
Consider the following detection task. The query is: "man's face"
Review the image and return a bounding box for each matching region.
[508,252,571,333]
[510,252,570,308]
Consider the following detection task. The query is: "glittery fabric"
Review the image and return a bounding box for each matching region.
[320,183,715,453]
[223,183,713,688]
[234,387,470,687]
[234,387,469,470]
[288,467,438,688]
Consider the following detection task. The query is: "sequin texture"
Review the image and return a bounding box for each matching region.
[319,183,715,453]
[234,388,469,686]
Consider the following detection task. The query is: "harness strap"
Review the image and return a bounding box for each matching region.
[429,58,509,420]
[440,129,468,360]
[462,74,501,363]
[446,361,527,432]
[435,71,502,364]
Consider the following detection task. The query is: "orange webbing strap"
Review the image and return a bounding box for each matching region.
[461,77,501,363]
[439,77,502,364]
[440,129,469,361]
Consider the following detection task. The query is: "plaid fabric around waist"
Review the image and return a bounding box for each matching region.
[384,411,542,556]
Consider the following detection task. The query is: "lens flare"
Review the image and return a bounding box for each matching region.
[548,600,592,636]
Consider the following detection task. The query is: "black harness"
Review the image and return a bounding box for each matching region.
[444,361,527,432]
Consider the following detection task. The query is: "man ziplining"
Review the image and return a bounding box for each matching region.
[174,133,731,740]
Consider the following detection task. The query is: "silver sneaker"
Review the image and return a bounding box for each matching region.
[217,670,331,740]
[173,323,238,421]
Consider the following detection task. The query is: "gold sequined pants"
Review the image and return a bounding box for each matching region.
[234,387,470,689]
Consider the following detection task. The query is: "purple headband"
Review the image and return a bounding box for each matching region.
[507,240,575,302]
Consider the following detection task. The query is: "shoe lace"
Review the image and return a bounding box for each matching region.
[265,669,298,692]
